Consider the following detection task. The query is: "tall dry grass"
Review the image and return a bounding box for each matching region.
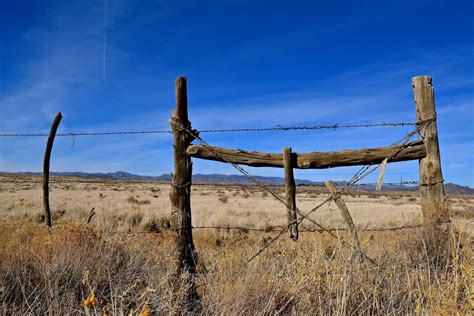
[0,218,472,314]
[0,175,473,314]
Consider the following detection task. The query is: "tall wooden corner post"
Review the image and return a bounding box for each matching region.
[412,76,447,224]
[169,76,199,305]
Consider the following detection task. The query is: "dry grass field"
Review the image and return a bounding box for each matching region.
[0,173,473,314]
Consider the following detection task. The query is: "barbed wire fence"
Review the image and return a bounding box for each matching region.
[166,116,440,263]
[0,116,445,263]
[0,76,453,308]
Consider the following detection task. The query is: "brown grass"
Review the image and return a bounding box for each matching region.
[0,219,472,314]
[0,174,473,314]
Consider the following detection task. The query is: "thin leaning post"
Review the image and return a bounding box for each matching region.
[412,76,447,225]
[283,147,298,240]
[325,180,359,247]
[168,76,199,306]
[43,112,62,228]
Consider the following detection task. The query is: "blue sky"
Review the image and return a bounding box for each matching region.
[0,0,473,186]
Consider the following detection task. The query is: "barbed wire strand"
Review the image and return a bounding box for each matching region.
[0,120,430,137]
[0,219,450,234]
[188,220,451,233]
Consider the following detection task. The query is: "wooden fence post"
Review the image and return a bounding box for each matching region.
[43,112,62,228]
[412,76,446,223]
[325,180,359,246]
[168,76,198,304]
[283,147,298,240]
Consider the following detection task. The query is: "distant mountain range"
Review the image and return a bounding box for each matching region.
[5,171,474,195]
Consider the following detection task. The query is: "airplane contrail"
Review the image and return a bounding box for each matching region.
[103,0,107,80]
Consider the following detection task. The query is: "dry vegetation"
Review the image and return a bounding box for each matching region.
[0,174,473,314]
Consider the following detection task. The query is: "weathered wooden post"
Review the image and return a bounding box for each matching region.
[168,76,198,304]
[325,180,359,246]
[412,76,446,223]
[283,147,298,240]
[43,112,62,228]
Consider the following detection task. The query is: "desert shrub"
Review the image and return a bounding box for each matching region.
[150,187,161,193]
[127,196,139,204]
[126,196,151,205]
[52,209,66,221]
[35,213,46,223]
[452,206,474,218]
[218,195,228,204]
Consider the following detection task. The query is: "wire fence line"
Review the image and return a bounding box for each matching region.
[171,117,386,264]
[168,116,435,264]
[171,117,336,258]
[1,114,435,264]
[0,120,430,137]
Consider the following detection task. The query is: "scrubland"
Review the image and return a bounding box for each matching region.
[0,174,473,314]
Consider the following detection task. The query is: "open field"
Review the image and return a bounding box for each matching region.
[0,173,473,314]
[3,174,474,234]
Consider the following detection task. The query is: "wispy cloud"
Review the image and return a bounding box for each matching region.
[0,0,133,131]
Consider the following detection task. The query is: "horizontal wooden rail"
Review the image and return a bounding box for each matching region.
[187,140,426,169]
